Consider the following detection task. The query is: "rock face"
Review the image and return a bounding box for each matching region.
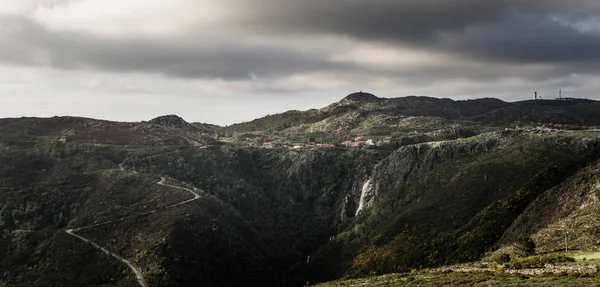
[356,137,499,210]
[149,115,193,129]
[275,147,386,221]
[356,129,600,215]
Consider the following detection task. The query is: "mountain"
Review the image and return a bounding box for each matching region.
[221,93,600,145]
[0,115,221,147]
[2,94,600,287]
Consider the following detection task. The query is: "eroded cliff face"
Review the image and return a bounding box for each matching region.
[267,147,388,222]
[351,130,600,215]
[269,139,497,222]
[271,133,504,222]
[357,138,499,212]
[259,129,589,230]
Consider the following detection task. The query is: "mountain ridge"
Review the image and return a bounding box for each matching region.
[220,93,600,146]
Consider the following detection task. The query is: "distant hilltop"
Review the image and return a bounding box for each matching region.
[149,114,190,128]
[222,91,599,137]
[342,91,380,102]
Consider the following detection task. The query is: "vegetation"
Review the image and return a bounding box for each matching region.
[509,254,575,269]
[0,140,141,286]
[313,270,600,287]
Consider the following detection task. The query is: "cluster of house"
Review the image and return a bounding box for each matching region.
[262,136,394,149]
[340,136,393,148]
[262,141,336,149]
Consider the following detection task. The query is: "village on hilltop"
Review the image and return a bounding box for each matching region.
[258,122,600,150]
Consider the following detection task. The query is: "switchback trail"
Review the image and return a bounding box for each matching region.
[65,166,202,287]
[65,228,149,287]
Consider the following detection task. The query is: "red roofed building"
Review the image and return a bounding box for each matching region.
[351,141,367,148]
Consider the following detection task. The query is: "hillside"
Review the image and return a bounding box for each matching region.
[221,92,600,145]
[314,268,600,287]
[2,95,600,287]
[0,115,221,147]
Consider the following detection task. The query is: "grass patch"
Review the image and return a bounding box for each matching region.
[313,270,600,287]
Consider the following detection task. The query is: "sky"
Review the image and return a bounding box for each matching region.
[1,0,600,125]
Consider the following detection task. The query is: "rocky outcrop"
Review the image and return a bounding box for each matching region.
[356,137,499,210]
[280,148,385,220]
[339,92,381,105]
[149,115,194,129]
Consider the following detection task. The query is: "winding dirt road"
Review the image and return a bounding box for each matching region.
[65,167,201,287]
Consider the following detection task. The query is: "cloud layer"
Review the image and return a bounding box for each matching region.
[1,0,599,124]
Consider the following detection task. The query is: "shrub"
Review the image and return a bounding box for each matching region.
[496,253,511,264]
[509,254,575,269]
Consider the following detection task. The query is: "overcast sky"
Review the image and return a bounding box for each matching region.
[1,0,600,125]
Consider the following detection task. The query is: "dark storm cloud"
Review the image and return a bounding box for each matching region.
[239,0,600,64]
[435,13,600,64]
